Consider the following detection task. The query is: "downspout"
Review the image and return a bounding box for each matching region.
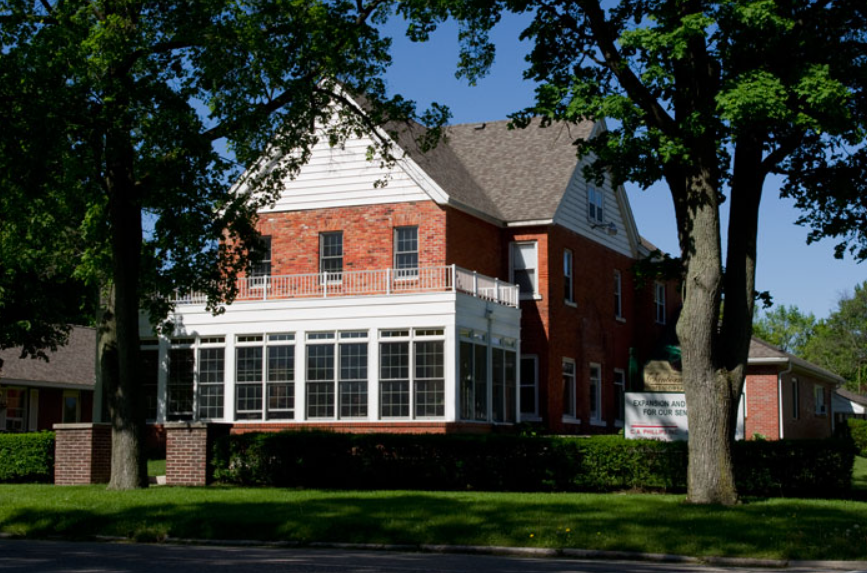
[778,361,793,440]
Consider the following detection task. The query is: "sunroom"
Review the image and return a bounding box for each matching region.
[137,265,522,430]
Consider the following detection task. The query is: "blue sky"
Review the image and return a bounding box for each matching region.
[378,14,864,320]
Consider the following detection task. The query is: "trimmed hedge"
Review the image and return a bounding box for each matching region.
[0,432,55,483]
[212,431,854,498]
[849,418,867,456]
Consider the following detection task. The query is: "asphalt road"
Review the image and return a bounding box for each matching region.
[1,540,864,573]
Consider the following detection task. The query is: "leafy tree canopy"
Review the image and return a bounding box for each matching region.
[752,304,816,356]
[398,0,867,504]
[804,282,867,394]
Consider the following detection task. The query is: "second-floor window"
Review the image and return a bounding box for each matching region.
[394,226,419,278]
[251,235,272,285]
[511,241,538,298]
[588,187,604,223]
[654,282,666,324]
[564,249,574,304]
[320,231,343,279]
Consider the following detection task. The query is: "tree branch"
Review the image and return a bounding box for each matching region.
[761,131,805,174]
[577,0,679,137]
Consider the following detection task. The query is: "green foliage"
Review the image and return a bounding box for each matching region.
[753,304,817,355]
[0,432,55,483]
[803,282,867,392]
[212,431,853,497]
[849,419,867,457]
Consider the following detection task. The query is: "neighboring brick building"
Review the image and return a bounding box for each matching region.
[745,338,842,440]
[0,326,95,432]
[135,101,680,435]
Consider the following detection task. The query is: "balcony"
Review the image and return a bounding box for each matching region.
[174,265,520,308]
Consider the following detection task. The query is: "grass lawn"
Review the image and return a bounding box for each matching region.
[1,485,866,561]
[854,456,867,492]
[147,459,166,478]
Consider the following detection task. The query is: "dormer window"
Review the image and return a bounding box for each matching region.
[588,187,604,224]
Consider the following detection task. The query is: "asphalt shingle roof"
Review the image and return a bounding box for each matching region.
[395,117,595,223]
[749,337,844,384]
[0,326,96,388]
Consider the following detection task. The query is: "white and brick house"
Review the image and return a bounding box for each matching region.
[133,104,679,439]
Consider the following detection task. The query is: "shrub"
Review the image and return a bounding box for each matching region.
[849,419,867,456]
[211,431,853,497]
[0,432,55,483]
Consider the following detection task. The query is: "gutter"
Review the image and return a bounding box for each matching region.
[777,362,794,440]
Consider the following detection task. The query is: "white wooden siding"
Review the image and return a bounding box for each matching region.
[259,135,434,213]
[552,155,638,258]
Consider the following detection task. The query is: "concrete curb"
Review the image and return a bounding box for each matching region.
[84,536,867,569]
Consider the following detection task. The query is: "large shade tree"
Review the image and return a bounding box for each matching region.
[400,0,867,503]
[0,0,443,489]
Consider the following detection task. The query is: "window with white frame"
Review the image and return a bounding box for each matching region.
[250,235,272,287]
[459,329,488,421]
[614,270,623,319]
[197,338,225,420]
[520,356,539,418]
[167,338,195,421]
[654,282,666,324]
[814,384,827,416]
[564,249,574,304]
[792,378,800,420]
[339,332,368,418]
[379,328,445,418]
[141,339,160,420]
[589,363,602,422]
[511,242,538,298]
[562,359,577,418]
[320,231,343,281]
[236,335,265,420]
[614,369,625,423]
[394,226,419,278]
[492,339,518,423]
[588,187,604,223]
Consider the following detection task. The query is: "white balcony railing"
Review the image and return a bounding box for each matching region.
[174,265,520,308]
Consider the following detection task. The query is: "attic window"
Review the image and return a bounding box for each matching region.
[588,188,604,224]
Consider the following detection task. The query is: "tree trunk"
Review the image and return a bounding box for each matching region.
[105,132,147,490]
[673,163,739,505]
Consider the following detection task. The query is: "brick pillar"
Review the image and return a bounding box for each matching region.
[53,423,112,485]
[165,422,210,486]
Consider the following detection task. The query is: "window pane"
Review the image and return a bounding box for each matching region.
[513,269,535,296]
[415,340,444,418]
[520,357,537,416]
[474,343,487,421]
[141,348,160,420]
[339,343,367,418]
[395,227,419,274]
[236,384,263,419]
[267,345,294,419]
[306,344,335,418]
[62,393,79,424]
[505,351,517,423]
[198,348,225,419]
[236,347,263,383]
[381,380,409,417]
[251,235,272,278]
[460,341,474,420]
[167,348,194,420]
[493,348,505,422]
[380,342,409,380]
[320,232,343,276]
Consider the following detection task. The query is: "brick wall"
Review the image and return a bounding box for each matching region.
[744,367,781,440]
[258,201,446,275]
[54,423,111,485]
[165,422,210,486]
[781,372,834,439]
[445,207,504,277]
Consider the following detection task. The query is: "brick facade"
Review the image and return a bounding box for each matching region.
[53,423,111,485]
[780,372,834,439]
[164,422,230,486]
[258,201,447,275]
[744,367,781,440]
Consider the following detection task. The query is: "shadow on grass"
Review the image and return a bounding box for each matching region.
[1,489,867,561]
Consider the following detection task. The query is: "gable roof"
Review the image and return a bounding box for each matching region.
[0,326,96,389]
[748,337,844,385]
[835,387,867,406]
[387,116,595,223]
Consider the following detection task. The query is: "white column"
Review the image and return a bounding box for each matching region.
[295,330,306,421]
[223,336,236,422]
